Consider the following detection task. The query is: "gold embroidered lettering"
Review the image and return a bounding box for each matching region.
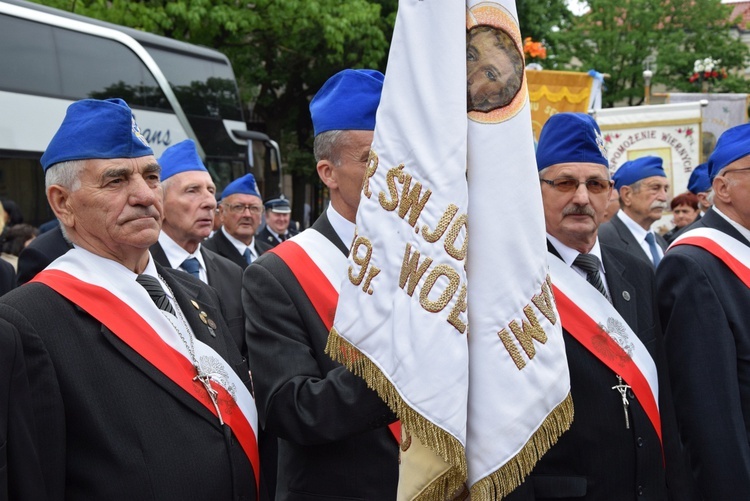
[419,264,460,313]
[499,328,527,370]
[362,150,378,199]
[531,275,557,325]
[444,213,468,261]
[348,236,373,286]
[379,164,405,211]
[397,174,432,227]
[447,283,467,334]
[399,243,433,296]
[422,204,458,243]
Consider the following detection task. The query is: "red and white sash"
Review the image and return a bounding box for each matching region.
[670,227,750,287]
[548,254,662,444]
[31,248,260,492]
[270,230,401,443]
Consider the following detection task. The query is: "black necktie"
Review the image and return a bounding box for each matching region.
[278,233,286,242]
[181,257,200,278]
[136,274,176,315]
[573,253,611,302]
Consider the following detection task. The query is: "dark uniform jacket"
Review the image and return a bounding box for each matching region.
[0,318,46,501]
[657,208,750,499]
[598,214,668,268]
[150,242,245,357]
[256,226,299,249]
[242,212,398,500]
[204,229,273,270]
[15,226,71,286]
[507,241,694,501]
[0,263,257,500]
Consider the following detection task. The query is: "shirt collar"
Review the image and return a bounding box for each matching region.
[617,209,650,242]
[221,226,257,258]
[326,203,356,250]
[158,232,206,271]
[713,206,750,243]
[547,233,606,275]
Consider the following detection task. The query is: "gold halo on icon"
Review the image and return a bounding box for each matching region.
[467,2,527,124]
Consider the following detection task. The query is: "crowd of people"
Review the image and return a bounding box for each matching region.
[1,64,750,501]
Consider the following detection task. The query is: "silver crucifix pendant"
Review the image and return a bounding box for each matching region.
[612,375,631,429]
[194,371,224,425]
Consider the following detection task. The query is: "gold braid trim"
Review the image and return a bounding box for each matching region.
[469,392,573,500]
[327,328,468,499]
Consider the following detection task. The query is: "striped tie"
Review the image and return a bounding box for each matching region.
[136,274,176,315]
[573,253,611,303]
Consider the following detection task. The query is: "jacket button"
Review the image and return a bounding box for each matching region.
[637,436,644,447]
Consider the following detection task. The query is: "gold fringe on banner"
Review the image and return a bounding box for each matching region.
[469,393,574,500]
[327,328,468,500]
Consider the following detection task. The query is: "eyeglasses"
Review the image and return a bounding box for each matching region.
[226,203,262,215]
[540,177,612,194]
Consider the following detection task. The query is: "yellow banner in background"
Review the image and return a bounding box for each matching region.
[527,70,595,141]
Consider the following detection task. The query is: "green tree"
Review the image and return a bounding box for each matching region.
[554,0,749,107]
[516,0,573,67]
[35,0,393,211]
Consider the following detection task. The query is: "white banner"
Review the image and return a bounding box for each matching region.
[330,1,571,499]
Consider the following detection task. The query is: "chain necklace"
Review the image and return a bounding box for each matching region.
[157,274,224,424]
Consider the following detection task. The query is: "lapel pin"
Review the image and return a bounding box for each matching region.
[191,300,200,310]
[622,291,631,301]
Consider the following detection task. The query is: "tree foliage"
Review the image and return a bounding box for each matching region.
[553,0,749,107]
[35,0,393,195]
[516,0,573,64]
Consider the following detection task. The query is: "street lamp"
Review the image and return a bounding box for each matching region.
[643,69,653,105]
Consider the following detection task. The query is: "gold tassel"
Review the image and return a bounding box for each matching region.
[469,393,574,500]
[327,328,468,499]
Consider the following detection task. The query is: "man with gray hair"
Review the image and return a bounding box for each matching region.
[599,156,669,268]
[0,98,259,500]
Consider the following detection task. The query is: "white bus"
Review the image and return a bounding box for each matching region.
[0,0,280,226]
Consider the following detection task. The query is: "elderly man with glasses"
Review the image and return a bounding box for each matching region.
[657,123,750,498]
[507,113,693,500]
[204,174,272,269]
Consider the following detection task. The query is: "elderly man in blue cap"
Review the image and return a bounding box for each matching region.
[657,122,750,498]
[204,173,272,269]
[0,98,260,500]
[242,69,398,500]
[507,112,692,500]
[688,162,713,214]
[257,197,298,248]
[150,139,246,357]
[599,156,670,268]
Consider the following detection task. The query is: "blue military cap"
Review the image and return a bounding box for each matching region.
[264,198,291,213]
[687,163,711,194]
[612,156,666,191]
[708,123,750,181]
[536,113,609,171]
[310,69,385,136]
[221,173,261,200]
[158,139,207,181]
[41,98,152,171]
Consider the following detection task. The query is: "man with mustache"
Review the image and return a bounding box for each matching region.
[599,156,669,268]
[0,98,259,500]
[508,113,692,500]
[657,123,750,497]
